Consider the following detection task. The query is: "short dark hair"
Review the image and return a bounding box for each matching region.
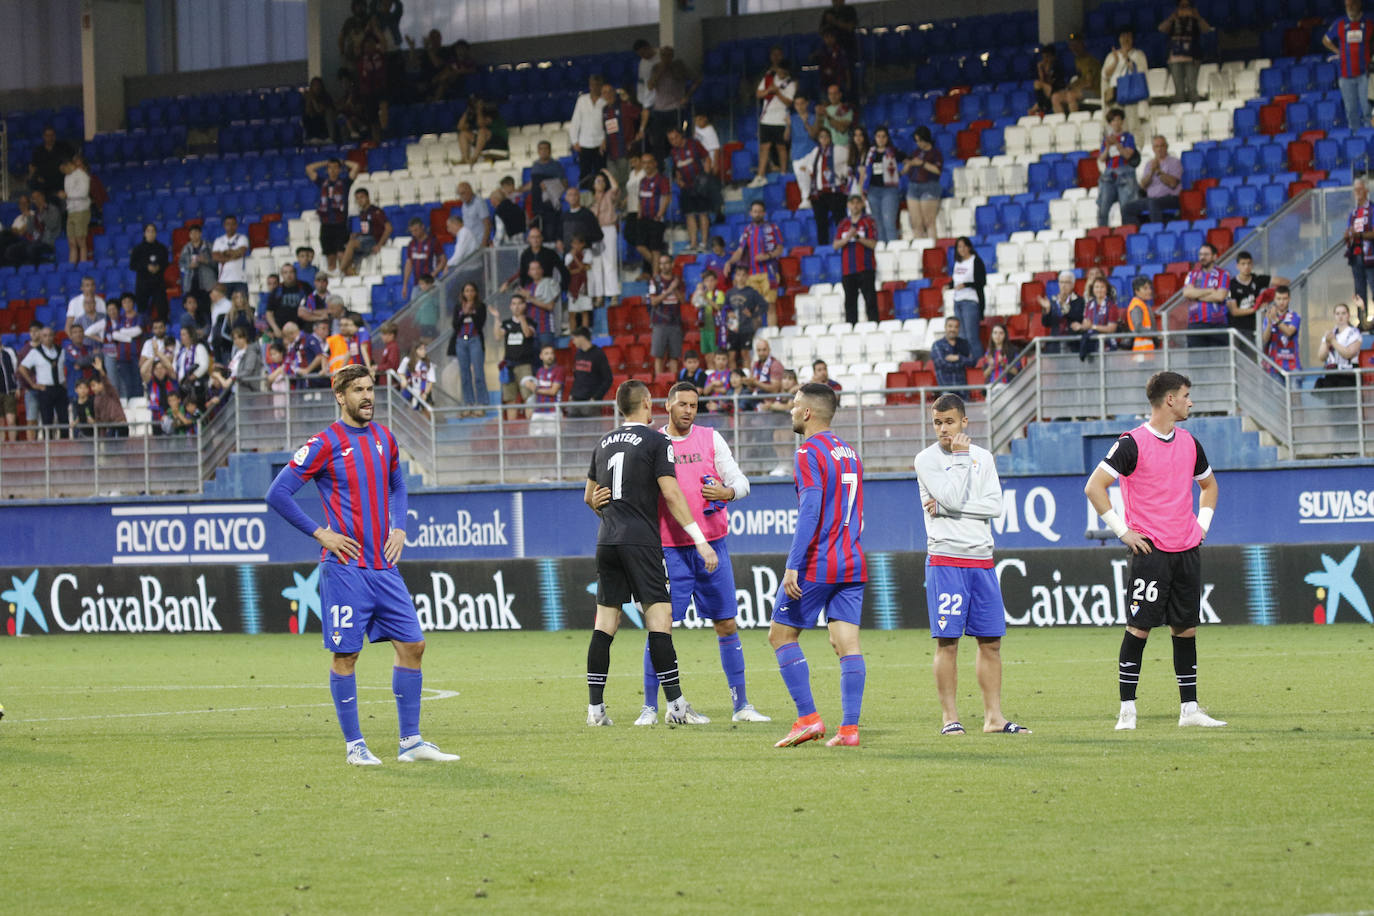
[1146,370,1191,406]
[933,392,967,416]
[571,327,592,341]
[683,349,700,360]
[633,38,652,51]
[1236,250,1253,261]
[812,358,828,369]
[1200,242,1217,256]
[798,382,838,420]
[749,199,766,209]
[296,246,314,255]
[1273,284,1290,296]
[616,379,650,416]
[332,363,372,394]
[408,217,424,227]
[1132,275,1152,292]
[1106,107,1126,122]
[668,380,699,398]
[231,326,250,341]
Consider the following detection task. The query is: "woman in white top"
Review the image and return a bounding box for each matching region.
[950,236,987,360]
[61,155,92,264]
[1316,300,1363,389]
[589,169,622,307]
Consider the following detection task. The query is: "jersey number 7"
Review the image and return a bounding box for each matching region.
[841,472,858,527]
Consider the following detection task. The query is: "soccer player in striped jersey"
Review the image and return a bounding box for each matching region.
[265,364,459,766]
[1084,371,1226,730]
[768,383,867,747]
[915,393,1030,736]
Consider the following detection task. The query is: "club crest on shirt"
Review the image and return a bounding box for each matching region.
[292,445,310,466]
[376,440,384,456]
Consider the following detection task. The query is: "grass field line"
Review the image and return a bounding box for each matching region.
[15,687,460,723]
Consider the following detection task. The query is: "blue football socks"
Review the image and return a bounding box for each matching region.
[392,666,423,743]
[718,632,748,711]
[329,671,363,743]
[839,654,866,727]
[775,642,816,717]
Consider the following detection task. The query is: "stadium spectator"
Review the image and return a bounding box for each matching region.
[524,140,569,239]
[1101,29,1148,105]
[211,325,264,394]
[1159,0,1212,104]
[445,211,479,271]
[1326,1,1372,132]
[1077,275,1120,360]
[1262,286,1302,374]
[497,294,538,417]
[298,272,333,325]
[814,28,852,97]
[0,193,29,253]
[129,223,170,321]
[633,153,671,278]
[759,368,801,472]
[62,323,100,403]
[904,126,943,239]
[212,215,250,299]
[15,320,42,435]
[817,83,855,178]
[727,200,784,326]
[860,125,903,243]
[677,350,708,388]
[1122,135,1182,225]
[302,76,339,143]
[931,316,974,393]
[788,97,822,203]
[819,0,859,60]
[466,100,509,163]
[1345,177,1374,319]
[163,387,202,434]
[325,311,372,373]
[634,39,660,110]
[27,126,74,196]
[428,37,478,102]
[565,235,593,331]
[646,45,697,163]
[523,259,562,348]
[702,351,734,411]
[109,293,146,400]
[568,327,613,417]
[1182,243,1231,347]
[447,282,489,414]
[214,290,257,364]
[692,267,724,357]
[702,234,730,281]
[306,157,359,272]
[950,237,987,359]
[138,317,174,383]
[601,83,642,187]
[7,190,60,266]
[65,276,107,336]
[740,335,785,415]
[1226,250,1273,345]
[560,186,602,257]
[265,264,312,338]
[70,378,95,437]
[19,325,67,437]
[451,181,490,246]
[398,342,436,407]
[1032,46,1069,115]
[846,125,869,195]
[174,324,212,405]
[834,193,878,324]
[648,253,686,376]
[503,226,567,294]
[0,338,19,440]
[589,169,622,309]
[283,320,324,383]
[751,48,795,188]
[804,128,847,246]
[144,357,176,433]
[570,75,608,190]
[354,25,390,142]
[339,188,391,275]
[1316,300,1363,389]
[811,358,842,391]
[1096,108,1140,226]
[178,224,218,307]
[59,155,92,263]
[374,321,400,382]
[666,126,714,252]
[693,112,722,184]
[402,217,446,300]
[1124,276,1158,353]
[979,324,1023,385]
[1065,34,1102,109]
[1038,269,1086,352]
[524,343,564,417]
[87,371,128,437]
[723,264,768,369]
[179,291,210,337]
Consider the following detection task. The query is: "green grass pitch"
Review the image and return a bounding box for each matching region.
[2,626,1372,914]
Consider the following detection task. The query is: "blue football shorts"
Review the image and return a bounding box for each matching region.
[664,538,738,622]
[772,579,865,630]
[319,561,424,653]
[925,559,1007,639]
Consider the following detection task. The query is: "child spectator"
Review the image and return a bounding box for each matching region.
[398,342,437,407]
[692,269,724,356]
[565,234,593,331]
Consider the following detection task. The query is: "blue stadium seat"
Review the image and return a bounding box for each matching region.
[1205,147,1232,176]
[1180,229,1206,256]
[1315,138,1342,172]
[1234,185,1261,217]
[799,255,824,287]
[1126,233,1154,263]
[1259,143,1285,174]
[980,126,1005,156]
[1026,200,1049,229]
[1027,162,1051,193]
[1001,202,1026,232]
[1289,64,1312,93]
[1233,107,1258,136]
[1232,145,1260,175]
[1154,230,1183,262]
[1286,102,1313,132]
[1317,98,1344,130]
[975,204,999,236]
[1260,182,1287,214]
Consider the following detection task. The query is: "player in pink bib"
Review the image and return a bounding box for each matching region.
[1085,371,1227,731]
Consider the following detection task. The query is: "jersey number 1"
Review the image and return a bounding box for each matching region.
[607,451,625,500]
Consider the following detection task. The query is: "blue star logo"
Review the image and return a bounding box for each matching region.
[1304,546,1372,624]
[584,582,644,629]
[282,567,323,634]
[3,570,48,636]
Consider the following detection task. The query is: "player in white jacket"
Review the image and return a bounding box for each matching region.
[914,393,1031,736]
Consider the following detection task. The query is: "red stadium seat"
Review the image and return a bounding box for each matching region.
[922,247,947,277]
[918,286,944,318]
[1076,157,1100,189]
[1258,104,1284,136]
[1179,189,1205,221]
[1205,227,1233,254]
[934,95,960,124]
[1074,237,1100,268]
[1100,235,1126,267]
[1287,140,1313,173]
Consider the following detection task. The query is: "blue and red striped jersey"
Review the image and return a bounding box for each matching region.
[669,138,710,185]
[1328,16,1371,78]
[787,430,867,583]
[315,174,351,224]
[735,220,784,276]
[638,173,672,221]
[834,215,876,274]
[406,235,442,275]
[284,421,405,569]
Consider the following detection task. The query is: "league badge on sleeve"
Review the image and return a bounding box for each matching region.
[292,446,310,467]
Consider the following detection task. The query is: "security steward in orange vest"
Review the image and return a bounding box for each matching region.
[1125,276,1157,352]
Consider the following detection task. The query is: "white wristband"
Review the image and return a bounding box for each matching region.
[1197,506,1213,533]
[682,522,708,548]
[1100,508,1130,538]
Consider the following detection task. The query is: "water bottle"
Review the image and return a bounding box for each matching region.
[700,474,727,515]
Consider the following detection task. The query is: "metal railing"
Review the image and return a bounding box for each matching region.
[0,419,202,499]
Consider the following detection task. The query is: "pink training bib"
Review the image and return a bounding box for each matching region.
[658,424,729,547]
